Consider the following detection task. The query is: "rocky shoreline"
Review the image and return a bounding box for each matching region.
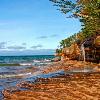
[43,60,100,73]
[2,60,100,100]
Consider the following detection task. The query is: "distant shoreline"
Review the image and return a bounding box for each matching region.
[0,55,54,57]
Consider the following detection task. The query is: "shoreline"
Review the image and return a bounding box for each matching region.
[42,60,100,74]
[2,60,100,100]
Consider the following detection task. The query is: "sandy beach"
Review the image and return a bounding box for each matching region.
[2,60,100,100]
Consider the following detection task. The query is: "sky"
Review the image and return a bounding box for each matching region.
[0,0,81,55]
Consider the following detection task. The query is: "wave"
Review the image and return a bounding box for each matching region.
[0,63,20,66]
[0,63,33,66]
[0,72,32,78]
[33,59,51,62]
[19,63,32,66]
[42,59,51,62]
[33,60,41,63]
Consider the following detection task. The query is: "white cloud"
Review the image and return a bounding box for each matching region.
[37,34,59,39]
[7,45,26,50]
[0,42,7,49]
[31,44,43,49]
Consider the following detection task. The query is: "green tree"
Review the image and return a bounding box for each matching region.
[50,0,100,39]
[51,0,100,56]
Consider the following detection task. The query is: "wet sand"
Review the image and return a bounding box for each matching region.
[2,60,100,100]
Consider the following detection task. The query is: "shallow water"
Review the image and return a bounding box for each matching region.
[0,55,54,100]
[0,66,35,100]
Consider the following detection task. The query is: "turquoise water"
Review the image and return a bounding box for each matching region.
[0,55,54,64]
[0,55,54,99]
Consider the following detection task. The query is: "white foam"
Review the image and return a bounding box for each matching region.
[44,59,51,62]
[0,72,32,78]
[33,60,41,63]
[20,63,32,66]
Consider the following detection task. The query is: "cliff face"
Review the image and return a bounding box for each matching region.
[61,43,81,61]
[80,34,100,63]
[56,34,100,63]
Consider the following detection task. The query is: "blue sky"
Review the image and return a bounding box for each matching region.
[0,0,81,55]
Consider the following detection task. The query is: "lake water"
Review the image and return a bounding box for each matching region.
[0,55,54,99]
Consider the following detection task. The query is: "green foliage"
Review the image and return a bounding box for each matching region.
[50,0,100,53]
[80,0,100,38]
[50,0,79,17]
[59,33,77,49]
[56,48,62,53]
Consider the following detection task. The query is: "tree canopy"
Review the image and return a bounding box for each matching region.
[50,0,100,52]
